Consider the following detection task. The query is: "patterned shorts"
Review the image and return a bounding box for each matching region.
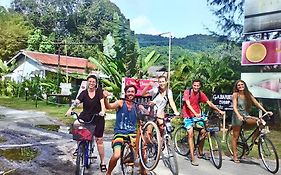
[111,133,136,150]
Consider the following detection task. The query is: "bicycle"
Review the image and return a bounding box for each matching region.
[120,134,137,175]
[118,99,162,172]
[174,112,222,169]
[226,112,279,174]
[70,111,99,175]
[160,113,178,175]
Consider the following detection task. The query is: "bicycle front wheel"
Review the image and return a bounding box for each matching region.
[208,132,222,169]
[174,126,189,156]
[226,127,244,158]
[76,142,86,175]
[120,142,135,175]
[162,136,178,175]
[139,121,161,171]
[258,135,279,174]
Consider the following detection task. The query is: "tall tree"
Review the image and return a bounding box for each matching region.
[11,0,138,60]
[207,0,244,41]
[0,7,33,61]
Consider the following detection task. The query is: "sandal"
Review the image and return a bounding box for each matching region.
[198,153,209,160]
[100,163,107,172]
[233,159,240,163]
[73,149,78,156]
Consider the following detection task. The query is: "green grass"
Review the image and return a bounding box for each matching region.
[0,96,115,133]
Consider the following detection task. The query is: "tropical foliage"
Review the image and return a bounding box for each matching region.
[0,7,33,61]
[171,51,240,97]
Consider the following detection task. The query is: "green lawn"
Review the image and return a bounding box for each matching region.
[0,96,115,133]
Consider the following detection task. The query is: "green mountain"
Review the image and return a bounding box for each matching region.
[137,34,228,52]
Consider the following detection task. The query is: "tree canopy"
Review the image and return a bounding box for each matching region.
[0,7,33,61]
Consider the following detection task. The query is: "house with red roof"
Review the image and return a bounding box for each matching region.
[5,50,97,82]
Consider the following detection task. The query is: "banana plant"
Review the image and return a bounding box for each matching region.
[137,50,161,78]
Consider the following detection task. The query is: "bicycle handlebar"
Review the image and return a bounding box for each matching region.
[70,111,99,124]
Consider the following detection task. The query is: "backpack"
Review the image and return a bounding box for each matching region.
[183,87,200,104]
[152,87,169,104]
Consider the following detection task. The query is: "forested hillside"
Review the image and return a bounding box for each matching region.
[137,34,228,52]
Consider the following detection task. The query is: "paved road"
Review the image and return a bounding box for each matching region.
[0,105,280,175]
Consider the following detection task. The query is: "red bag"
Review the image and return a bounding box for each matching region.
[72,127,93,141]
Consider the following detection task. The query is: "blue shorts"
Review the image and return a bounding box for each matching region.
[183,117,205,130]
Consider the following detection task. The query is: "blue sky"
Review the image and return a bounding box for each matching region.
[1,0,216,38]
[110,0,216,38]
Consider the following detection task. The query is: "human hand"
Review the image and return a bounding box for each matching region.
[195,113,201,118]
[99,111,106,117]
[238,115,244,121]
[103,90,111,98]
[219,110,225,116]
[266,111,273,116]
[174,112,180,116]
[65,109,72,117]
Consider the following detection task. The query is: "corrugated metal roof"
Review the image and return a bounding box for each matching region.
[22,50,96,69]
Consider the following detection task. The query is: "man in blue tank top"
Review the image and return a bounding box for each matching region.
[104,85,147,175]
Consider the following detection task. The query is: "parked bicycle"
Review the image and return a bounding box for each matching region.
[70,111,99,175]
[226,112,279,174]
[174,112,222,169]
[160,113,178,175]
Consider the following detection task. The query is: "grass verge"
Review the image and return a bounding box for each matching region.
[0,96,115,133]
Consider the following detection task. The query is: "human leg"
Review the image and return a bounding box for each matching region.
[245,117,259,142]
[94,116,106,168]
[198,128,207,156]
[187,128,198,166]
[106,134,125,175]
[231,126,241,163]
[106,147,121,175]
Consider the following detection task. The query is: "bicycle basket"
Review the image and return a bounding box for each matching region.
[71,125,94,141]
[206,114,221,132]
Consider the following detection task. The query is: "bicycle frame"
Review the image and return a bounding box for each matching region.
[71,112,97,175]
[239,124,260,152]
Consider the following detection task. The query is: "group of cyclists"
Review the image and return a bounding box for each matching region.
[65,74,273,174]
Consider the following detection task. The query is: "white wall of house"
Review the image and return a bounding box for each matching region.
[5,58,45,82]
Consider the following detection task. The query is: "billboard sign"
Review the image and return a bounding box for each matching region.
[241,39,281,65]
[121,77,157,97]
[241,72,281,99]
[244,0,281,34]
[212,93,233,111]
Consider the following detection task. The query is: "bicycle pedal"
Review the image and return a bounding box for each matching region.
[89,155,98,159]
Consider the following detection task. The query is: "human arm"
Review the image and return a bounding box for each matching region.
[183,89,200,117]
[103,90,122,110]
[250,95,273,116]
[206,100,225,116]
[99,98,106,116]
[141,81,154,96]
[65,99,81,116]
[232,92,244,121]
[168,90,180,115]
[185,100,200,117]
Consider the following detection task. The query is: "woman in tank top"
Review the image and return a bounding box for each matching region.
[231,80,273,163]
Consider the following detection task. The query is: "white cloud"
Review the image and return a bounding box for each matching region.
[130,15,161,35]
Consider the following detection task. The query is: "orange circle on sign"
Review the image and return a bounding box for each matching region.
[246,43,267,63]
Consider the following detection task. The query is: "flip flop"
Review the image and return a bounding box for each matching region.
[100,163,107,172]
